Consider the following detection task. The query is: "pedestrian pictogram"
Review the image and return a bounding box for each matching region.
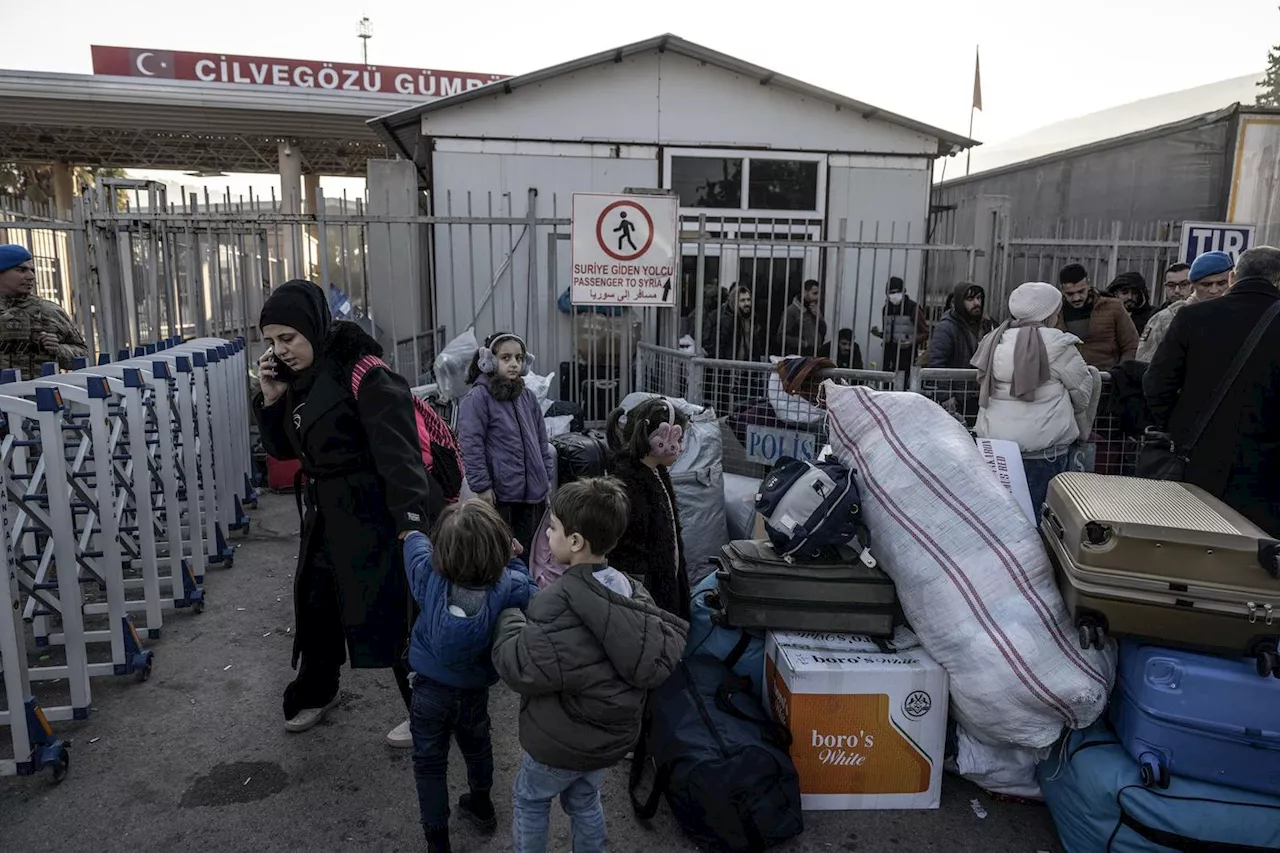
[571,193,678,306]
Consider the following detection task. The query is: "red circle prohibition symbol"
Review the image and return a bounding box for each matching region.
[595,200,655,262]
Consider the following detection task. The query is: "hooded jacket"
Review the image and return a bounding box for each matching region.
[1105,279,1157,335]
[403,532,537,689]
[491,563,689,771]
[928,283,994,369]
[457,374,554,504]
[974,326,1093,453]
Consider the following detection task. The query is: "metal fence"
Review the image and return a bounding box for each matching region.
[631,352,1141,480]
[5,180,994,426]
[638,343,901,478]
[911,368,1139,476]
[927,212,1183,323]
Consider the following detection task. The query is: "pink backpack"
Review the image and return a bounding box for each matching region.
[351,355,464,502]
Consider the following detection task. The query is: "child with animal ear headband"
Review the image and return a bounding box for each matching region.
[603,396,692,620]
[457,331,555,557]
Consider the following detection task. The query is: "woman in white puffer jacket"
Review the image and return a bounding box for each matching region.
[972,281,1094,514]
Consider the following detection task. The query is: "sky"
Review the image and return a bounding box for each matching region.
[5,0,1277,196]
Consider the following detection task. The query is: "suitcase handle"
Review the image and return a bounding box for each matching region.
[1043,508,1065,541]
[1259,540,1280,579]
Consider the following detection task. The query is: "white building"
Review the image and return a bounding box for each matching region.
[368,33,975,374]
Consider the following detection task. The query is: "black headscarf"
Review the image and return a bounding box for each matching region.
[259,280,331,385]
[259,280,331,350]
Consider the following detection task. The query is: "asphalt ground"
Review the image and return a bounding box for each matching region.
[0,492,1064,852]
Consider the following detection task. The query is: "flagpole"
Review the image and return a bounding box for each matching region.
[966,105,974,176]
[967,44,979,177]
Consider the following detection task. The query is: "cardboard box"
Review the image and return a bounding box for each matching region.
[765,629,948,810]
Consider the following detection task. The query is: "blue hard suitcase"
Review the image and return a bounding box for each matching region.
[1111,641,1280,796]
[1038,724,1280,853]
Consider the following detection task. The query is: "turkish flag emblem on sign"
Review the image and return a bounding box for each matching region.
[128,49,176,79]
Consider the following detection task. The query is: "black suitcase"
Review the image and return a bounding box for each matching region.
[711,539,898,636]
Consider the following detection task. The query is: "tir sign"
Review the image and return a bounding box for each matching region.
[1179,222,1256,266]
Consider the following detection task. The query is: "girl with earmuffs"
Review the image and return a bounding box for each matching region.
[605,397,692,621]
[458,332,555,556]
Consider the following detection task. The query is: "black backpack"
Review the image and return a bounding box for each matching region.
[629,640,804,852]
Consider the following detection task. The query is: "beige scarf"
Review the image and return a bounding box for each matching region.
[972,320,1051,408]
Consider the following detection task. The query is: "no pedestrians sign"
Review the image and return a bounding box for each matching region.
[571,193,679,306]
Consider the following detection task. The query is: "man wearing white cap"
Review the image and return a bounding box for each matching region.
[972,281,1095,514]
[1136,251,1234,362]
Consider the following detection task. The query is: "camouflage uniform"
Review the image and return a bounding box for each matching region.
[1136,292,1200,363]
[0,294,89,380]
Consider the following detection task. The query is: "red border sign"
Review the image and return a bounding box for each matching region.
[89,45,507,97]
[595,200,655,262]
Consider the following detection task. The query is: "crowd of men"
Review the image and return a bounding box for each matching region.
[686,245,1280,536]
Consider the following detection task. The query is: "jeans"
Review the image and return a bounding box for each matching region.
[1023,452,1071,519]
[512,752,607,853]
[410,675,494,831]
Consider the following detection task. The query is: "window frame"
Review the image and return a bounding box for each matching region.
[663,147,827,219]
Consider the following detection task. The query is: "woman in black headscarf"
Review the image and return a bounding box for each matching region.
[253,280,443,745]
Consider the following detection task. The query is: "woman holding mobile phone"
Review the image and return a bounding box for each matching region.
[254,280,444,747]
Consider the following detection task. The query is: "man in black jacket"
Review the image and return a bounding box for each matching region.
[1144,246,1280,535]
[928,281,992,369]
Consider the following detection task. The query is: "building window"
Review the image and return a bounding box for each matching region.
[671,156,743,209]
[747,160,820,212]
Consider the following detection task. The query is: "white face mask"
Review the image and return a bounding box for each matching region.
[887,292,905,306]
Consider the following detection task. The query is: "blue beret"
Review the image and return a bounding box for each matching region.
[1189,251,1233,283]
[0,244,33,273]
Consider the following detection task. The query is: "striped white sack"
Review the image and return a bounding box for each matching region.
[824,382,1114,749]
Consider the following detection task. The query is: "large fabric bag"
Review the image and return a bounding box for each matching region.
[630,656,803,853]
[352,355,463,501]
[824,382,1113,748]
[1038,724,1280,853]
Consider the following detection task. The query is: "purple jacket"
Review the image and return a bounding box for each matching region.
[458,376,554,503]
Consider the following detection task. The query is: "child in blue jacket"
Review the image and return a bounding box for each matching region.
[402,499,538,853]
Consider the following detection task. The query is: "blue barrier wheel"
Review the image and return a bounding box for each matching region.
[51,747,70,784]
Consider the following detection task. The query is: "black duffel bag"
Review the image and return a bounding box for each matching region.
[629,643,804,853]
[551,430,610,485]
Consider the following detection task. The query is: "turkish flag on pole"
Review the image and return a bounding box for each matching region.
[972,47,983,112]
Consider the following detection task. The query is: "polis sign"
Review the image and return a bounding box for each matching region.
[90,45,508,98]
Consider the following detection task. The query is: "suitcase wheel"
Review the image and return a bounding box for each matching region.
[1138,755,1170,789]
[1256,648,1279,679]
[1076,619,1107,651]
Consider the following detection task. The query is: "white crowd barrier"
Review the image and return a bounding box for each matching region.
[0,336,256,782]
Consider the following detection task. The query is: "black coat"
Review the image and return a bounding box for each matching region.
[1143,277,1280,536]
[254,321,443,669]
[607,454,692,621]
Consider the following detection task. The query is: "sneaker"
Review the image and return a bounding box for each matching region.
[458,792,497,834]
[386,718,413,748]
[284,695,340,733]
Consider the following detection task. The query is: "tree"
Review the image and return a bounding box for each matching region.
[0,163,127,209]
[1259,10,1280,107]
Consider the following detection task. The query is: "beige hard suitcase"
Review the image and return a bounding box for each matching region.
[1040,472,1280,677]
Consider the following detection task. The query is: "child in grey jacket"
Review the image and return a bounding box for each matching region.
[491,477,689,853]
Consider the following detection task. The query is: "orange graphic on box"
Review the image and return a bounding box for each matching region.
[768,657,933,795]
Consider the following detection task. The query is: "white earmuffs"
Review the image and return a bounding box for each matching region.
[477,333,535,376]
